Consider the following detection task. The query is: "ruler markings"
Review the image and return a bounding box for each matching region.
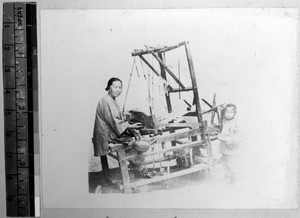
[13,3,20,216]
[3,2,36,216]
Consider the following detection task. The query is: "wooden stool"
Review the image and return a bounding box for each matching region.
[108,143,132,194]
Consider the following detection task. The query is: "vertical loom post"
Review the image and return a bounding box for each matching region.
[184,41,213,169]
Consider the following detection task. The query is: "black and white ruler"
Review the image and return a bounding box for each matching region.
[3,2,37,216]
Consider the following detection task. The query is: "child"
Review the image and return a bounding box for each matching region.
[218,103,241,184]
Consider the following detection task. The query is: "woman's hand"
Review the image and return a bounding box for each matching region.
[128,122,143,129]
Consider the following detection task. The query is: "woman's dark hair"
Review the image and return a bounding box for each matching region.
[105,77,122,91]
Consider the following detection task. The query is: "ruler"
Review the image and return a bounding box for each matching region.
[3,2,37,216]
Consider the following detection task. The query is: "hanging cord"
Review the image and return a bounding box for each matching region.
[135,58,140,78]
[147,65,153,115]
[122,58,136,112]
[151,64,155,114]
[124,55,155,117]
[139,58,147,81]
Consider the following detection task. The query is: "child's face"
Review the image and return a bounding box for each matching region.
[224,107,235,120]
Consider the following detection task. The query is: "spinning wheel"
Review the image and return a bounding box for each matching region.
[201,93,226,125]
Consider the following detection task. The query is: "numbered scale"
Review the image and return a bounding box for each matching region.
[3,2,37,216]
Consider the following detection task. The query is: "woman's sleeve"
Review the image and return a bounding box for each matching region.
[100,100,129,136]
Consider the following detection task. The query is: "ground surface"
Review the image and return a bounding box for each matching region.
[88,161,293,209]
[89,165,208,194]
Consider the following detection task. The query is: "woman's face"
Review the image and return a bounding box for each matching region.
[108,80,122,98]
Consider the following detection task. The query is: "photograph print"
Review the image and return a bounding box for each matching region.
[40,9,298,209]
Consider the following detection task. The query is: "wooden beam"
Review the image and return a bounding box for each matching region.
[151,51,185,89]
[145,161,176,169]
[156,122,202,129]
[152,128,202,144]
[126,139,204,161]
[117,148,132,194]
[107,153,119,160]
[138,54,174,91]
[161,41,186,53]
[184,41,213,168]
[174,139,186,144]
[168,87,193,93]
[161,127,191,132]
[138,55,160,77]
[110,134,217,162]
[158,52,173,113]
[130,164,208,188]
[131,41,186,56]
[184,41,203,123]
[144,154,175,165]
[183,42,203,155]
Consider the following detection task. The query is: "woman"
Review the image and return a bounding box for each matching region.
[92,77,149,183]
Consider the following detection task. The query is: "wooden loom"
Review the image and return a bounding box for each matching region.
[108,41,215,194]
